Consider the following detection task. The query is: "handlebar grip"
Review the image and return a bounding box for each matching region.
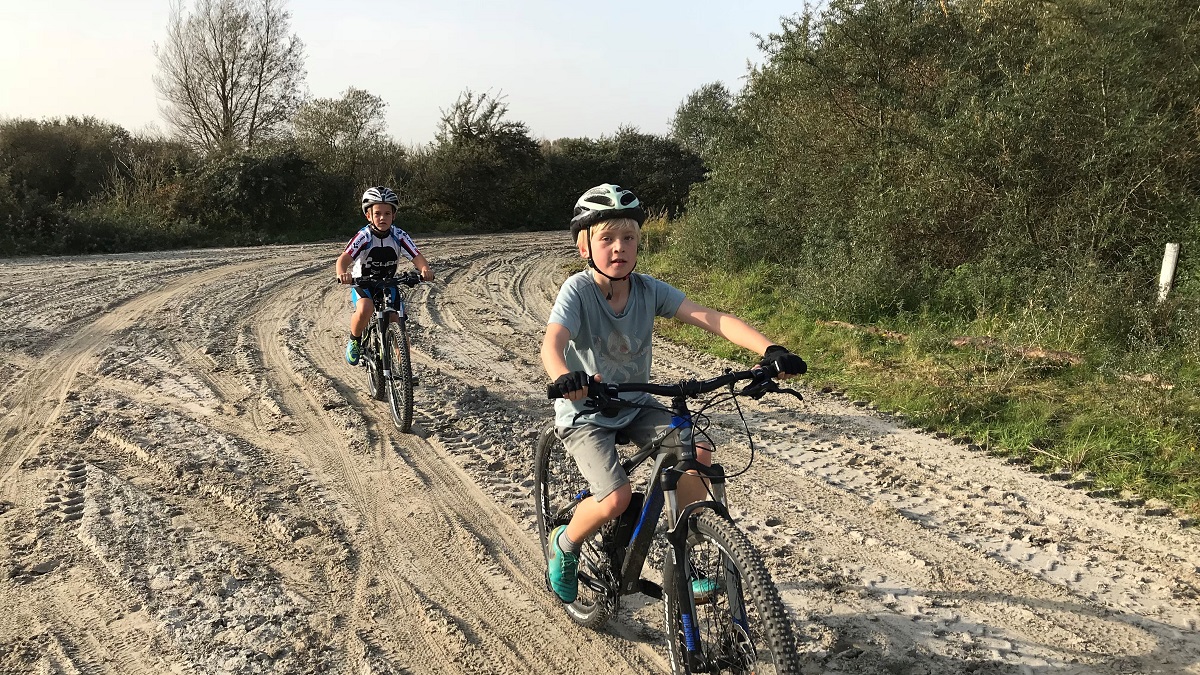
[547,380,606,399]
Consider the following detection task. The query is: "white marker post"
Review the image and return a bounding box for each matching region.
[1158,243,1180,304]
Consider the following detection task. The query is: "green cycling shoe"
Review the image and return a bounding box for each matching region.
[546,525,580,603]
[691,576,721,605]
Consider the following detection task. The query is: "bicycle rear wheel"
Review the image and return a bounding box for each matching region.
[363,325,386,401]
[532,428,615,629]
[663,511,800,674]
[385,322,414,432]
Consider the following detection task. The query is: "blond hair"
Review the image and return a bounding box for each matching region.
[576,217,640,249]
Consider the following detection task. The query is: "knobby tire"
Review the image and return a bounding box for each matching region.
[386,322,414,432]
[364,325,386,402]
[663,511,801,674]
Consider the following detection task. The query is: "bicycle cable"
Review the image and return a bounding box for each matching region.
[568,377,770,500]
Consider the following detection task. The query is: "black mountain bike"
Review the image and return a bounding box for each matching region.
[346,270,422,432]
[533,363,804,674]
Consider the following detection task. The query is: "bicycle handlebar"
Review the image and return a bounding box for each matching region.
[546,361,801,403]
[335,270,423,290]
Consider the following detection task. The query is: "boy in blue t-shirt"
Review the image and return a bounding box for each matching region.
[540,183,806,604]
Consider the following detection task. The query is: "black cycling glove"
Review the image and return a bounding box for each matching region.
[759,345,807,376]
[554,370,592,397]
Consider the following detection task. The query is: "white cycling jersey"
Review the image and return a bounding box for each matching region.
[343,225,421,279]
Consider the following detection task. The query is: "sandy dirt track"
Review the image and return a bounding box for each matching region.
[0,231,1197,675]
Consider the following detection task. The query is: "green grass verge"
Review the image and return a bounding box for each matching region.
[641,249,1200,517]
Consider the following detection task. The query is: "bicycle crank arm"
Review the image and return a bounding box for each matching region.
[636,579,662,600]
[577,572,610,596]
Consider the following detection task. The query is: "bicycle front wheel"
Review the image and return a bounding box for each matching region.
[532,428,615,629]
[384,322,414,432]
[663,511,800,674]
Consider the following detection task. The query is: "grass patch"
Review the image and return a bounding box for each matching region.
[642,249,1200,516]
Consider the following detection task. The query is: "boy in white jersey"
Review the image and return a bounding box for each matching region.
[540,183,806,604]
[335,186,434,365]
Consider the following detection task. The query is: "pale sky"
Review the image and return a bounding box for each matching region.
[0,1,812,146]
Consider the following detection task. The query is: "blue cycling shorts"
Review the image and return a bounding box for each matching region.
[350,285,399,309]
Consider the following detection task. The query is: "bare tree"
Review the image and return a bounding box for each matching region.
[155,0,305,153]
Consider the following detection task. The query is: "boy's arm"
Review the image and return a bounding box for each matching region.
[541,323,590,401]
[541,323,572,380]
[412,253,434,281]
[674,299,806,378]
[335,252,354,284]
[673,298,775,355]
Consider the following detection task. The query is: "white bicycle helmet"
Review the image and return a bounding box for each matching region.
[361,186,400,215]
[569,184,646,239]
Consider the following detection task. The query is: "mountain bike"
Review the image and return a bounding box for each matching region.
[533,363,804,674]
[344,270,422,432]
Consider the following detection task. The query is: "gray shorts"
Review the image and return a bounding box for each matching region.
[556,407,693,501]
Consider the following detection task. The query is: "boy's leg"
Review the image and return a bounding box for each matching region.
[350,295,373,337]
[345,294,374,365]
[559,424,632,539]
[565,482,632,543]
[548,424,630,603]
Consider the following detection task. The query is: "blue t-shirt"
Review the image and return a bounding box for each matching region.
[547,271,686,429]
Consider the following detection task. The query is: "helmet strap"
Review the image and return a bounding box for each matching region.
[584,234,634,299]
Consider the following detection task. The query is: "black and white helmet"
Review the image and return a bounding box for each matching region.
[569,184,645,239]
[361,186,400,215]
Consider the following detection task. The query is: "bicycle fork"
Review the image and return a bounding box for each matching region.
[373,308,405,382]
[661,460,737,668]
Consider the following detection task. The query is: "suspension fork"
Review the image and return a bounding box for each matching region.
[374,290,406,377]
[659,404,731,658]
[660,403,728,524]
[664,494,731,662]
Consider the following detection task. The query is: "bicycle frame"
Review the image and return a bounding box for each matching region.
[366,292,405,375]
[354,273,417,376]
[574,394,731,602]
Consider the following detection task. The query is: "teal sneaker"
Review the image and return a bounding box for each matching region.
[345,337,361,366]
[691,576,721,605]
[546,525,579,603]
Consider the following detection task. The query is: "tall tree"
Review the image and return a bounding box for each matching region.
[669,82,734,160]
[155,0,305,153]
[293,87,390,179]
[412,90,542,230]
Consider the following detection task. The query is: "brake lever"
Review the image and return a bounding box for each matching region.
[739,373,804,402]
[570,397,623,421]
[739,372,777,400]
[777,386,804,401]
[741,381,775,400]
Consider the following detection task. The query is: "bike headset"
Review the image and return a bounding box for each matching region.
[569,184,646,300]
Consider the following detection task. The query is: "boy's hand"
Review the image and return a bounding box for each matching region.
[337,271,353,284]
[420,266,434,282]
[759,345,807,378]
[554,371,595,401]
